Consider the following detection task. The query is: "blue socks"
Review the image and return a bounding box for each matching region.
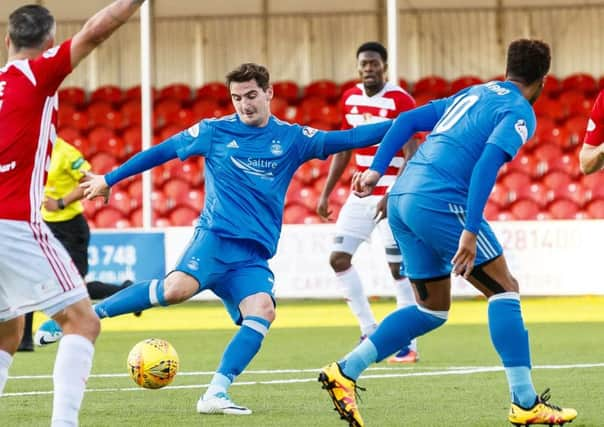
[340,305,447,380]
[94,279,168,318]
[488,293,537,408]
[215,316,271,384]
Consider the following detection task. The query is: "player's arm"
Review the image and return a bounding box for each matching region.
[71,0,146,68]
[579,91,604,174]
[82,139,178,199]
[353,103,443,197]
[316,150,352,220]
[44,186,86,212]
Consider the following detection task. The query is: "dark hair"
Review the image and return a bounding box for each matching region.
[356,41,388,62]
[8,5,55,51]
[506,39,551,86]
[225,63,271,91]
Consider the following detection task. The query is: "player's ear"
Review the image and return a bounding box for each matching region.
[266,85,274,100]
[5,34,10,51]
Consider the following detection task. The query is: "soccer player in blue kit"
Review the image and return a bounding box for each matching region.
[37,63,393,415]
[318,39,578,427]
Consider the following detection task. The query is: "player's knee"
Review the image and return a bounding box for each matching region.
[329,252,352,273]
[240,294,276,323]
[163,273,199,304]
[60,309,101,343]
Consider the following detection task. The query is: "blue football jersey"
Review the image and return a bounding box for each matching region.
[391,80,536,204]
[169,114,329,257]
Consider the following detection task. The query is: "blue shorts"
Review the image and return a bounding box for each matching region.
[173,228,275,324]
[388,194,503,280]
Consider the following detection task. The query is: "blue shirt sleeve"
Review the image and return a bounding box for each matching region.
[105,138,179,186]
[371,102,443,174]
[486,108,535,158]
[294,121,392,162]
[465,144,510,233]
[171,120,215,161]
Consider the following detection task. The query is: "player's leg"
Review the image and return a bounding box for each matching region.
[465,238,577,425]
[17,312,34,352]
[198,262,275,415]
[378,221,419,363]
[319,195,450,426]
[330,195,380,338]
[0,316,24,395]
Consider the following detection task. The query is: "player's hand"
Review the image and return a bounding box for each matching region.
[316,195,333,221]
[43,198,60,212]
[374,195,388,222]
[81,172,110,203]
[451,230,477,279]
[352,169,380,198]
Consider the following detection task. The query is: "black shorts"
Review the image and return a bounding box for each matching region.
[45,214,90,277]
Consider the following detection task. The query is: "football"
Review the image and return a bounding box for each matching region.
[127,338,179,389]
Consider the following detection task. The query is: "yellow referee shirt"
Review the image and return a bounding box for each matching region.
[42,138,91,222]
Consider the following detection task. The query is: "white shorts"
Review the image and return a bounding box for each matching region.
[0,219,88,322]
[332,193,402,263]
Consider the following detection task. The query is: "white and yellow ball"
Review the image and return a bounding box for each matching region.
[127,338,179,389]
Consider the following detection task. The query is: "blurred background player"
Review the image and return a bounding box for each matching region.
[579,89,604,174]
[20,137,134,351]
[0,1,145,425]
[316,41,419,363]
[319,39,577,427]
[37,63,395,416]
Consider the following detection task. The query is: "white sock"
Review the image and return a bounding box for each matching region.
[394,277,418,352]
[203,373,230,399]
[0,350,13,396]
[336,266,376,336]
[52,335,94,427]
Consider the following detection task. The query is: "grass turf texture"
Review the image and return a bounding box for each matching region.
[2,296,603,426]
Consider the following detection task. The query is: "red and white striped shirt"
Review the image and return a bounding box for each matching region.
[340,82,415,195]
[0,40,73,222]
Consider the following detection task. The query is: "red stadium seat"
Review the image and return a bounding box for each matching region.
[154,99,182,128]
[158,124,182,142]
[122,126,142,157]
[501,171,532,191]
[542,74,561,98]
[89,152,118,174]
[68,135,93,158]
[510,182,551,208]
[548,182,587,207]
[152,190,172,216]
[58,103,77,129]
[548,153,580,178]
[57,127,81,144]
[564,115,588,150]
[484,201,500,220]
[196,82,230,105]
[510,199,540,220]
[490,183,512,209]
[184,189,205,211]
[127,178,143,203]
[286,186,319,210]
[526,117,556,151]
[128,208,142,227]
[506,154,540,179]
[272,81,300,104]
[94,207,125,229]
[561,73,598,96]
[108,190,133,215]
[340,79,359,95]
[548,199,580,219]
[294,160,322,184]
[271,97,290,120]
[412,75,449,98]
[170,206,198,226]
[541,170,572,189]
[398,78,410,92]
[449,76,482,94]
[308,104,341,127]
[559,90,593,118]
[59,87,86,108]
[585,199,604,218]
[153,217,172,228]
[115,217,132,229]
[532,143,563,174]
[163,160,203,186]
[162,178,191,206]
[61,110,90,131]
[97,135,127,160]
[533,96,566,122]
[123,85,159,102]
[159,83,192,103]
[304,80,340,102]
[496,210,516,221]
[88,126,116,148]
[283,203,311,224]
[192,98,220,119]
[120,99,142,126]
[90,85,123,106]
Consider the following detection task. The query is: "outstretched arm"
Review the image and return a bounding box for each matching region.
[82,138,178,199]
[71,0,146,67]
[579,144,604,174]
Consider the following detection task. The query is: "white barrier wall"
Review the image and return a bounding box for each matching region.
[163,221,604,299]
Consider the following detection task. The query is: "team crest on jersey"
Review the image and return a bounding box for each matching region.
[587,118,596,132]
[270,140,283,156]
[42,46,60,59]
[514,119,528,144]
[187,123,200,138]
[379,109,388,117]
[302,126,318,138]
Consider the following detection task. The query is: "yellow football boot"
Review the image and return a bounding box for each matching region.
[318,362,365,427]
[508,389,577,426]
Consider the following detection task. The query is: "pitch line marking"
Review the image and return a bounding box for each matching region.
[3,362,603,397]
